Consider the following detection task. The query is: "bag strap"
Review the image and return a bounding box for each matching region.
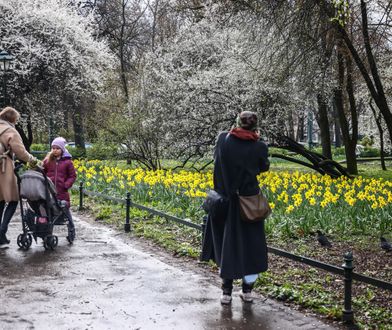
[228,137,257,196]
[0,126,10,139]
[0,127,11,158]
[220,132,248,197]
[0,127,12,173]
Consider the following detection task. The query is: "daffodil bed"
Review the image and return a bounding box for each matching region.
[74,159,392,237]
[72,160,392,329]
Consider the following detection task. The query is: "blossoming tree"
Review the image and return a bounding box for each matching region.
[0,0,113,148]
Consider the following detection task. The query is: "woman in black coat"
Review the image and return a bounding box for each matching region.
[201,111,270,305]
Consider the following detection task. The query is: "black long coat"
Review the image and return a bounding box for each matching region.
[200,131,270,279]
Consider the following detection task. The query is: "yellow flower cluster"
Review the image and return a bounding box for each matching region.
[258,171,392,213]
[73,160,213,198]
[73,160,392,215]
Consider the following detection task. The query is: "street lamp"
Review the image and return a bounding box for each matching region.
[0,50,15,107]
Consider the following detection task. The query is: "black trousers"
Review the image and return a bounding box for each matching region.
[0,201,18,235]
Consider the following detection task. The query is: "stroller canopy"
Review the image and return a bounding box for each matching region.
[20,170,57,204]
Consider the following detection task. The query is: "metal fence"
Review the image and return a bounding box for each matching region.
[75,181,392,324]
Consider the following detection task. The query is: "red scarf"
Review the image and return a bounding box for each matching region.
[230,128,260,141]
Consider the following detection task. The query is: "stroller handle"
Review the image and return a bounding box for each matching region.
[14,162,44,178]
[14,162,24,176]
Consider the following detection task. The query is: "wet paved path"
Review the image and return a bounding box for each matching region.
[0,214,339,330]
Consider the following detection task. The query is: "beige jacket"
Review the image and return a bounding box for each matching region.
[0,119,34,202]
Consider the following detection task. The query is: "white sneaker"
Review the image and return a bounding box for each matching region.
[220,294,232,305]
[239,290,253,303]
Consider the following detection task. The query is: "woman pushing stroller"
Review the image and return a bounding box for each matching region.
[0,107,39,247]
[43,137,76,241]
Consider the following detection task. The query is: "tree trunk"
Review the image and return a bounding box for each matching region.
[63,100,69,131]
[334,89,357,174]
[333,102,342,147]
[150,0,158,52]
[26,113,33,148]
[316,93,332,159]
[72,103,86,153]
[296,113,305,141]
[287,110,295,139]
[345,56,359,158]
[334,50,358,174]
[369,101,387,170]
[119,0,129,102]
[318,0,392,145]
[15,126,30,152]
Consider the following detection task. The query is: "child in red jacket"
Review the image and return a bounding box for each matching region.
[43,137,76,241]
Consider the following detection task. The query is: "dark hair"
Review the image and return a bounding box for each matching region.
[237,111,258,131]
[0,107,20,124]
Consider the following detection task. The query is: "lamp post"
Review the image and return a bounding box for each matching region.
[0,50,15,107]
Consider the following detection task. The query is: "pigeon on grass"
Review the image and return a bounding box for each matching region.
[316,230,332,248]
[380,237,392,252]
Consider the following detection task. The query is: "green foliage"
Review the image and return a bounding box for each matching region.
[67,146,86,159]
[57,128,74,142]
[359,136,375,147]
[334,146,346,156]
[30,143,48,152]
[86,142,119,160]
[30,143,49,160]
[361,147,380,158]
[331,0,350,27]
[268,147,290,156]
[96,205,114,221]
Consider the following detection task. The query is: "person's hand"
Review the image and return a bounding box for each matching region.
[28,156,38,167]
[27,157,42,169]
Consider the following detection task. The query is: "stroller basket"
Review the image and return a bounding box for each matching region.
[24,208,50,234]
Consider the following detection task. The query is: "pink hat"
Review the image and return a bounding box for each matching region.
[51,137,72,158]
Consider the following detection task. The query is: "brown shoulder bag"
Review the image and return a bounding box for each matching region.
[239,191,271,223]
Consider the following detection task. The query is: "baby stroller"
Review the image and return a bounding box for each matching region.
[15,165,74,250]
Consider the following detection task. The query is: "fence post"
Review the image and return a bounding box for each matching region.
[342,251,354,324]
[79,181,84,211]
[124,192,131,233]
[201,215,207,240]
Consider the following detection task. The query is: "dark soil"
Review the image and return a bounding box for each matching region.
[266,236,392,328]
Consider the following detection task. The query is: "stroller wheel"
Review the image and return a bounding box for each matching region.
[43,235,58,250]
[17,233,32,250]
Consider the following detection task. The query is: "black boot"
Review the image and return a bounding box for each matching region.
[0,232,10,245]
[220,279,233,305]
[240,281,254,303]
[67,228,75,243]
[0,202,17,245]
